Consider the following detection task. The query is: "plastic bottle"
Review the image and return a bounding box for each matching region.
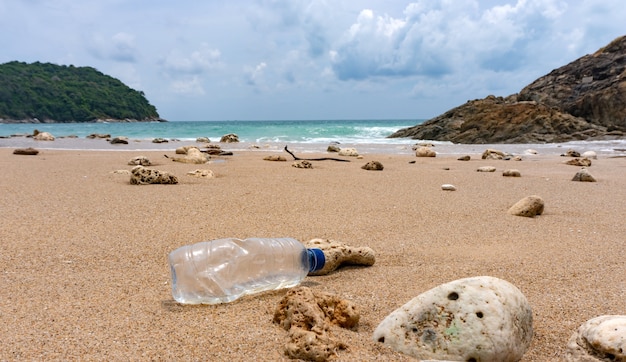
[168,237,325,304]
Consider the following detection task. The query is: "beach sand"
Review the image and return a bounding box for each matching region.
[0,146,624,361]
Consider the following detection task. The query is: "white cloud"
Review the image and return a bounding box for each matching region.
[244,62,267,87]
[88,32,137,62]
[160,44,222,75]
[170,75,205,95]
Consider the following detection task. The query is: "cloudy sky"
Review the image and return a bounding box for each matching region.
[1,0,624,121]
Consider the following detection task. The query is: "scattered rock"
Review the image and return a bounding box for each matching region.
[273,287,358,361]
[33,131,55,141]
[186,169,215,178]
[565,315,626,362]
[477,166,496,172]
[508,195,544,217]
[415,146,436,157]
[338,148,359,157]
[327,143,341,152]
[152,138,169,143]
[304,239,376,276]
[86,133,111,139]
[130,166,178,185]
[566,157,592,167]
[525,149,538,155]
[264,155,287,162]
[220,133,239,143]
[128,156,151,166]
[196,137,210,143]
[111,169,131,175]
[175,145,199,154]
[482,149,505,160]
[373,276,533,361]
[110,136,129,144]
[13,147,39,155]
[513,155,523,161]
[171,148,209,164]
[582,150,598,159]
[503,169,521,177]
[561,149,581,157]
[572,168,597,182]
[457,155,470,161]
[361,161,384,171]
[292,160,313,169]
[441,184,456,191]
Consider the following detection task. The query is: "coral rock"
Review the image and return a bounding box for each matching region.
[572,168,597,182]
[562,149,581,157]
[172,148,209,164]
[477,166,496,172]
[566,158,592,167]
[338,148,359,157]
[327,144,341,152]
[152,138,169,143]
[292,160,313,169]
[33,131,55,141]
[373,276,533,361]
[482,149,505,160]
[361,161,384,171]
[13,147,39,155]
[503,169,521,177]
[304,239,375,276]
[508,195,544,217]
[565,315,626,362]
[220,133,239,143]
[273,287,358,361]
[264,155,287,161]
[457,155,470,161]
[196,137,210,143]
[110,136,129,144]
[186,169,215,178]
[130,166,178,185]
[128,156,151,166]
[582,150,598,159]
[415,146,436,157]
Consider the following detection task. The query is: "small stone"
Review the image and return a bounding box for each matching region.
[33,131,55,141]
[361,161,384,171]
[13,147,39,155]
[292,160,313,169]
[130,166,178,185]
[304,239,375,276]
[562,149,581,157]
[513,155,523,161]
[338,148,359,157]
[175,145,199,154]
[566,157,592,167]
[196,137,210,143]
[373,276,533,361]
[110,136,129,144]
[152,138,169,143]
[572,168,596,182]
[482,149,505,160]
[111,169,131,175]
[582,150,598,159]
[264,155,287,161]
[327,143,341,152]
[220,133,239,143]
[525,149,538,155]
[508,195,544,217]
[503,169,521,177]
[441,184,456,191]
[415,146,436,157]
[186,169,215,178]
[457,155,470,161]
[128,156,151,166]
[477,166,496,172]
[565,315,626,362]
[86,133,110,139]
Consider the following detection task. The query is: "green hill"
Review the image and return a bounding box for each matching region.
[0,61,164,123]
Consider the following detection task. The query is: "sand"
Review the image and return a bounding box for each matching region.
[0,145,624,361]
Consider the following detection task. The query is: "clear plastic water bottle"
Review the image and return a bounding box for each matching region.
[168,237,325,304]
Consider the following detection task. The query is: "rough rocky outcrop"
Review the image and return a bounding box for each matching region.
[389,35,626,143]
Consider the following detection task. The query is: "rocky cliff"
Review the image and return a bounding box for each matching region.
[389,35,626,143]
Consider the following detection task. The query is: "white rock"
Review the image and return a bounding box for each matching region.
[477,166,496,172]
[572,168,597,182]
[441,184,456,191]
[582,150,598,159]
[503,169,521,177]
[565,315,626,362]
[415,146,436,157]
[524,149,538,155]
[338,148,359,157]
[373,276,533,361]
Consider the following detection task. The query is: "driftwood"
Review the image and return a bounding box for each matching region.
[284,146,350,162]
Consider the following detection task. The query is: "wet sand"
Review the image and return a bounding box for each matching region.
[0,144,624,361]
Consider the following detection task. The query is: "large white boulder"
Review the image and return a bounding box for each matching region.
[373,276,533,361]
[565,315,626,361]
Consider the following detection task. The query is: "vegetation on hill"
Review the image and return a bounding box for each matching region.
[0,61,162,123]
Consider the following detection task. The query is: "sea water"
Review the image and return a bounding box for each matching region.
[1,119,625,156]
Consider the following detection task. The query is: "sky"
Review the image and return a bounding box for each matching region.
[1,0,625,121]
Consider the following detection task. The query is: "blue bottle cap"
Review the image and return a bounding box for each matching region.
[307,248,325,273]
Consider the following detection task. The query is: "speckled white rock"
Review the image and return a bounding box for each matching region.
[565,315,626,362]
[373,276,533,361]
[338,148,359,157]
[441,184,457,191]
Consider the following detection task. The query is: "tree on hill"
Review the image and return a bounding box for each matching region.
[0,61,162,123]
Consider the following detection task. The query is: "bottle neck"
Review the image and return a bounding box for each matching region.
[307,248,325,272]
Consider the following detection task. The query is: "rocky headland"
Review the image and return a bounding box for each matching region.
[389,35,626,143]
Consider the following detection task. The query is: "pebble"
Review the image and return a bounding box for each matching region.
[441,184,456,191]
[477,166,496,172]
[508,195,544,217]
